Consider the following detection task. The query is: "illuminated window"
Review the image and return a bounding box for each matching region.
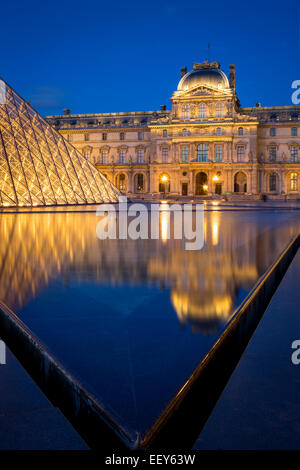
[291,147,298,162]
[135,173,144,191]
[84,134,90,141]
[102,151,108,164]
[118,173,126,190]
[137,149,144,163]
[216,103,223,118]
[182,104,189,119]
[83,151,90,159]
[163,129,168,137]
[269,173,277,191]
[290,173,298,191]
[102,133,107,141]
[216,146,223,161]
[216,127,222,136]
[162,148,168,162]
[238,127,243,136]
[199,104,206,118]
[182,128,188,136]
[182,147,188,162]
[197,144,208,162]
[119,150,126,163]
[67,134,72,142]
[120,132,125,141]
[237,146,245,162]
[138,132,144,140]
[292,127,298,136]
[270,128,276,136]
[269,147,276,162]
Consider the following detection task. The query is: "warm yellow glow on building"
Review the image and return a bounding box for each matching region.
[160,174,169,183]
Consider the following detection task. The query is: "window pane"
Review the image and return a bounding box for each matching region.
[199,104,206,118]
[197,144,208,162]
[182,147,188,162]
[216,146,222,161]
[237,146,245,162]
[269,147,276,161]
[291,147,298,162]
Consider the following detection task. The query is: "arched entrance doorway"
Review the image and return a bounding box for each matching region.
[234,172,247,193]
[213,172,222,195]
[195,172,208,195]
[159,173,170,193]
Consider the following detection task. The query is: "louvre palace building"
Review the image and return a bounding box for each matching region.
[46,61,300,199]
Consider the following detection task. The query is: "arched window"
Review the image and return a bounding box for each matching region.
[238,127,243,136]
[117,173,126,191]
[199,104,206,118]
[216,103,223,118]
[182,128,188,136]
[163,129,168,137]
[135,173,144,192]
[197,144,208,162]
[216,127,222,136]
[269,173,277,191]
[290,173,298,191]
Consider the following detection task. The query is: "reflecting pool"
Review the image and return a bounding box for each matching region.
[0,206,299,435]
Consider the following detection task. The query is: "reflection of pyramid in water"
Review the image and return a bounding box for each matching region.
[0,79,120,206]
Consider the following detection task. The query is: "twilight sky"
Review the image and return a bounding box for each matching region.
[1,0,299,116]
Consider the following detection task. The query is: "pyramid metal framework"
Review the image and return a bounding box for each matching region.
[0,79,120,207]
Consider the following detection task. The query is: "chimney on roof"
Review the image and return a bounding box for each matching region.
[180,67,187,78]
[229,64,236,89]
[160,104,166,111]
[64,109,70,115]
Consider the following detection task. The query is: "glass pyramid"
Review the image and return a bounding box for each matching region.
[0,78,120,207]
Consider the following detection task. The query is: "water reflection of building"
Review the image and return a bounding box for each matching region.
[0,210,298,332]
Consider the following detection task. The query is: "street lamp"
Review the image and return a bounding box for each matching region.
[160,174,169,183]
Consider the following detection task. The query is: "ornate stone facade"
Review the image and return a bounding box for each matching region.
[46,61,300,199]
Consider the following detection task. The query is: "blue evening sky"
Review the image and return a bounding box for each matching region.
[0,0,299,116]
